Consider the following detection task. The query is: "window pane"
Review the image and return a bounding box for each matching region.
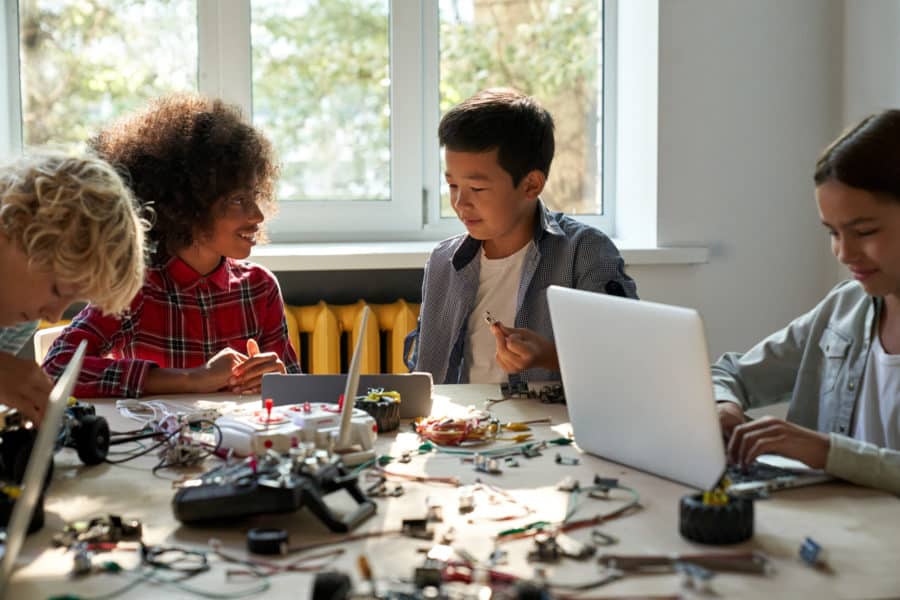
[19,0,197,150]
[439,0,603,217]
[252,0,390,202]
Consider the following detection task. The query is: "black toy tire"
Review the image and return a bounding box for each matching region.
[75,415,110,465]
[679,493,753,544]
[354,399,400,433]
[312,571,353,600]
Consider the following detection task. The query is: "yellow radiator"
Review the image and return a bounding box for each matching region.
[284,300,419,375]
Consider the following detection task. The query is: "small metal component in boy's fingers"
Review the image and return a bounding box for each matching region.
[483,311,497,326]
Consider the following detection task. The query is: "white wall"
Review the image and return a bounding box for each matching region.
[835,0,900,284]
[627,0,843,359]
[843,0,900,124]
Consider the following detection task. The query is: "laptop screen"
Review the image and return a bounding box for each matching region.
[0,339,87,590]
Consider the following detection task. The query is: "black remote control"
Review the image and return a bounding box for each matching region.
[173,449,376,533]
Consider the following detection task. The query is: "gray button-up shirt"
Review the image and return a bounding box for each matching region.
[712,280,900,495]
[407,200,637,384]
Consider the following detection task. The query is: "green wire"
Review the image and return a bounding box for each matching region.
[423,437,573,457]
[496,520,551,537]
[47,570,155,600]
[47,567,270,600]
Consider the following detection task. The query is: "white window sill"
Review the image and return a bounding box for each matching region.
[250,241,709,272]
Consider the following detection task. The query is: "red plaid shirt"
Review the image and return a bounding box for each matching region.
[42,257,300,398]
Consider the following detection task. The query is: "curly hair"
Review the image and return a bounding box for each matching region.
[0,152,148,315]
[89,94,279,262]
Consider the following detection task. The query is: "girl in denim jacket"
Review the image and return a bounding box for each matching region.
[714,110,900,495]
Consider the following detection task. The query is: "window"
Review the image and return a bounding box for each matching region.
[251,0,391,203]
[438,0,610,222]
[3,0,614,242]
[16,0,197,150]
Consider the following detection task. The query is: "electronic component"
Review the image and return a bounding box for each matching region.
[414,558,444,589]
[53,515,142,548]
[425,496,444,522]
[401,518,433,540]
[555,453,580,466]
[458,488,475,514]
[247,528,289,555]
[555,532,595,560]
[473,454,501,475]
[71,547,93,576]
[675,561,715,593]
[799,537,826,567]
[215,401,377,465]
[528,532,562,562]
[482,311,496,326]
[522,445,543,458]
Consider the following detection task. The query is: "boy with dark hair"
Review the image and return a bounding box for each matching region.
[43,94,299,398]
[408,88,637,384]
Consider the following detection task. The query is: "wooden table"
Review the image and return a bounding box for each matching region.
[7,385,900,599]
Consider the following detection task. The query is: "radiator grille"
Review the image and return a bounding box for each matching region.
[284,300,419,374]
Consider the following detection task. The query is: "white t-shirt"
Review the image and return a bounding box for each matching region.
[463,243,531,383]
[852,330,900,450]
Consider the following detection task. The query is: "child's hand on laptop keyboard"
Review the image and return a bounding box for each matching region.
[0,352,52,424]
[717,401,748,440]
[727,416,830,469]
[490,321,560,373]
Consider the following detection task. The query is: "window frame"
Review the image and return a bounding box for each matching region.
[2,0,616,242]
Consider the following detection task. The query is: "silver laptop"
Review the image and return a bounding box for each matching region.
[547,286,830,492]
[0,340,87,592]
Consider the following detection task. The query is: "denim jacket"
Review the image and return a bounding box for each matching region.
[406,200,637,384]
[0,321,38,355]
[712,280,900,495]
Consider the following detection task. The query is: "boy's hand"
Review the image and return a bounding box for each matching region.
[228,338,286,394]
[717,401,747,440]
[490,322,560,373]
[191,347,249,393]
[727,416,830,469]
[0,353,52,424]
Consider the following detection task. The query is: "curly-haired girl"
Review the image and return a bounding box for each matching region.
[43,94,299,398]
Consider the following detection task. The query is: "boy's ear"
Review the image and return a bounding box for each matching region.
[521,170,546,200]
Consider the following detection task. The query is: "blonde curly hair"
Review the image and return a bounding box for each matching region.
[0,153,148,315]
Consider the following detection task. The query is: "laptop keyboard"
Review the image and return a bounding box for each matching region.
[726,462,793,484]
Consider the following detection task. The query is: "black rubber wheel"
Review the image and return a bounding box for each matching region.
[74,415,110,465]
[679,493,754,544]
[311,571,352,600]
